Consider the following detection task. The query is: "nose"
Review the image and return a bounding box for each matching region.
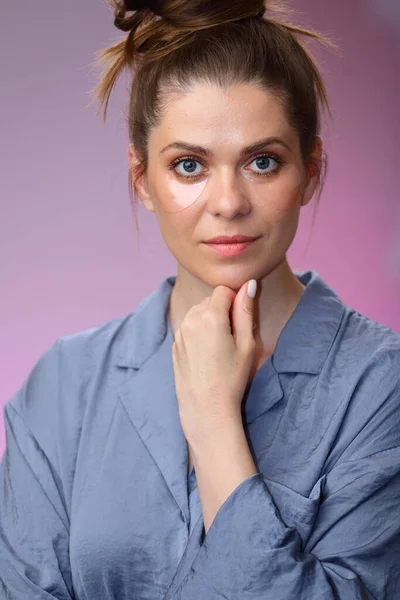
[204,169,251,219]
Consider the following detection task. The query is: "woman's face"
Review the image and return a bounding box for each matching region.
[131,83,321,290]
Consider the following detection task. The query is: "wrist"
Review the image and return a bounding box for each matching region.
[185,413,244,455]
[189,419,255,471]
[187,418,258,534]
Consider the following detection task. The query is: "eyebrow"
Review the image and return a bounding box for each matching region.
[160,136,292,156]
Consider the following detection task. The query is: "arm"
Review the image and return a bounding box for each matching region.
[0,342,74,599]
[164,410,400,599]
[190,419,258,534]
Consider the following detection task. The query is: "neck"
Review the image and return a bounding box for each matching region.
[167,257,305,369]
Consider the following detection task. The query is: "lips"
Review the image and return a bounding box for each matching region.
[204,235,258,244]
[204,238,258,257]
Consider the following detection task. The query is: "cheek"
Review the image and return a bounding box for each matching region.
[146,168,200,249]
[151,164,208,213]
[266,174,303,216]
[154,208,195,253]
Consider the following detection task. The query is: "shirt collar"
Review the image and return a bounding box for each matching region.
[114,269,345,375]
[272,269,345,374]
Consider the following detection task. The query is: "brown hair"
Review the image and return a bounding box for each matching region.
[90,0,340,242]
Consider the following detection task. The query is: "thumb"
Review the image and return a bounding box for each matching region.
[232,279,257,347]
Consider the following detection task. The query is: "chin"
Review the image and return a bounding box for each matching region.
[196,252,288,291]
[196,263,263,292]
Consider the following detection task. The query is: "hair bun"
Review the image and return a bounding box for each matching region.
[125,0,160,14]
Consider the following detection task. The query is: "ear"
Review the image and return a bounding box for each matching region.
[301,136,323,207]
[128,144,156,213]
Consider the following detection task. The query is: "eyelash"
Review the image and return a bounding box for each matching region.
[167,153,284,181]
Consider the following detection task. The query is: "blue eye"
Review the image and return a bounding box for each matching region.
[177,159,201,176]
[168,153,284,181]
[251,155,278,173]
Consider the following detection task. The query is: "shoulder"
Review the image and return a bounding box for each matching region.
[57,310,136,372]
[5,273,175,453]
[324,307,400,462]
[5,311,136,457]
[16,310,136,402]
[335,307,400,383]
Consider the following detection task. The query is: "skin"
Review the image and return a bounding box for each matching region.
[129,82,322,531]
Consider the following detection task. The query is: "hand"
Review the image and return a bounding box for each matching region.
[171,279,258,447]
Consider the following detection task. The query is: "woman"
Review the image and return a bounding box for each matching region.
[1,0,399,598]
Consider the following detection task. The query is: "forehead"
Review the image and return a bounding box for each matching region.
[150,83,297,151]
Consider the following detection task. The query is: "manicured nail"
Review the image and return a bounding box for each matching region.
[247,279,257,298]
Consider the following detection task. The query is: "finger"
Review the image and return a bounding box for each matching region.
[208,285,236,315]
[231,279,257,346]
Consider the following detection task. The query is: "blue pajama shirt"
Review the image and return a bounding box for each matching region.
[1,269,400,599]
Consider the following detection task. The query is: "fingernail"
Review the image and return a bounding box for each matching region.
[247,279,257,298]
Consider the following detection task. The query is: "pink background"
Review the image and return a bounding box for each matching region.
[1,0,399,456]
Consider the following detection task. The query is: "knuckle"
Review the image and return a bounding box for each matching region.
[206,311,224,329]
[242,336,256,354]
[243,305,254,318]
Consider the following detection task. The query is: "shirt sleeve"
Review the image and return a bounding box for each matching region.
[0,341,74,599]
[163,406,400,599]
